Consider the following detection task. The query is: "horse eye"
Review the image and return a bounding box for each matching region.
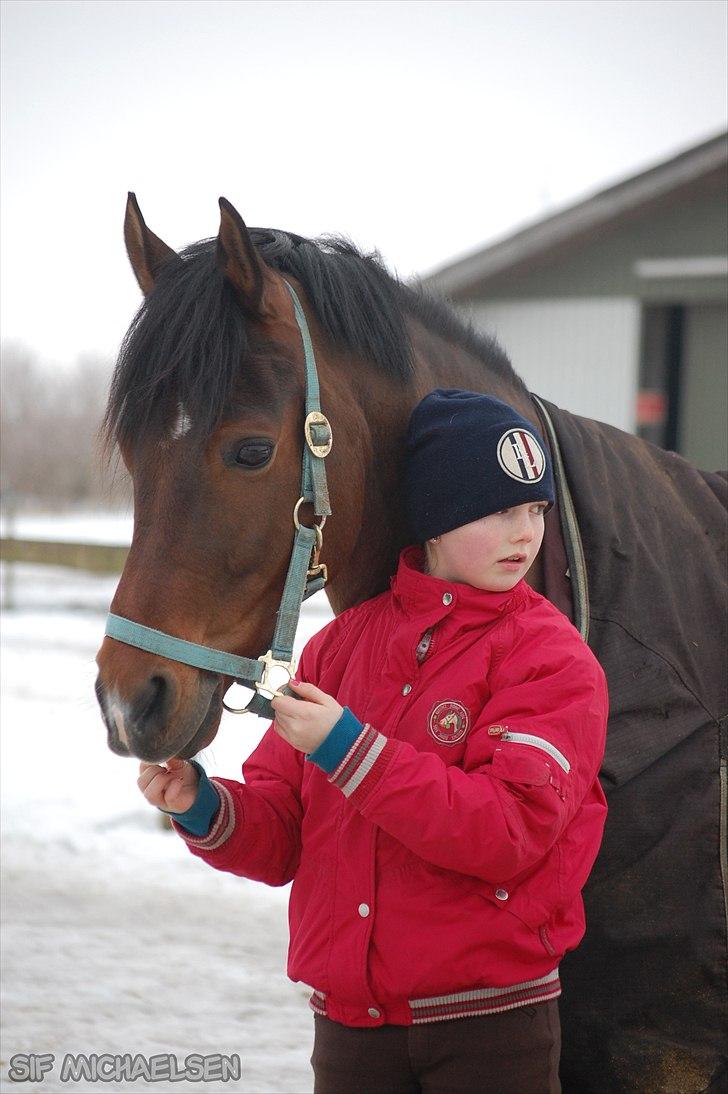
[234,441,273,468]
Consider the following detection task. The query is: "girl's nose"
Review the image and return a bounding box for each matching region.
[511,515,535,542]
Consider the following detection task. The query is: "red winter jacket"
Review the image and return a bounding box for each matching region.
[176,546,608,1027]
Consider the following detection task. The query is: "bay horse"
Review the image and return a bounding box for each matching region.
[95,194,727,1093]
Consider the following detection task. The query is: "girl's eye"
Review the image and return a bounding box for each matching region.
[234,441,274,468]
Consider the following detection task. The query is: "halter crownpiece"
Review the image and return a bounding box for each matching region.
[104,280,332,720]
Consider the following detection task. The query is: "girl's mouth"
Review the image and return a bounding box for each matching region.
[497,554,527,571]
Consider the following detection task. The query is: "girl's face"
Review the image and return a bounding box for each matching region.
[425,502,548,592]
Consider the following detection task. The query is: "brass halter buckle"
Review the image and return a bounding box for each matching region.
[221,650,297,713]
[304,411,333,457]
[255,649,297,700]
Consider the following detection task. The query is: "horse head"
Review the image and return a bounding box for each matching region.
[95,194,410,762]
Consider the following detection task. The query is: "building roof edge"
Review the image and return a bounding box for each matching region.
[420,131,728,294]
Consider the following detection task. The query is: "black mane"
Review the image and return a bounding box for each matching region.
[104,230,525,450]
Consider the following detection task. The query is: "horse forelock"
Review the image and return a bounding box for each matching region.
[104,240,243,454]
[104,228,525,458]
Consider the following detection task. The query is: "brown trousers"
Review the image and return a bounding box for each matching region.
[311,1000,562,1094]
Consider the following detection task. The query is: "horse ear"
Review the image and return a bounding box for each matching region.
[217,197,268,314]
[124,192,180,295]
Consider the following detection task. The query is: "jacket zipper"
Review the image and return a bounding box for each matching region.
[501,732,571,773]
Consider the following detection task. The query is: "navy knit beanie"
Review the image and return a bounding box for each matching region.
[404,389,555,544]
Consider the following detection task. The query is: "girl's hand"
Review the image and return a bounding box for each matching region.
[137,757,199,813]
[270,680,344,754]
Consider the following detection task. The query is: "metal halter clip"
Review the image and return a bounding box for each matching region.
[308,532,328,585]
[293,497,327,533]
[292,499,328,588]
[255,649,297,700]
[304,411,333,458]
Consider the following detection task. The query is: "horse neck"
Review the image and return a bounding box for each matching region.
[408,322,535,418]
[322,322,536,614]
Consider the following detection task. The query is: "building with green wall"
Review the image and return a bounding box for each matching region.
[422,132,727,469]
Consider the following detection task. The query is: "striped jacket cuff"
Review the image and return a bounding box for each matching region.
[171,780,236,851]
[161,761,220,835]
[327,723,394,802]
[307,707,364,773]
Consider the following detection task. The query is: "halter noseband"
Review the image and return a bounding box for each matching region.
[104,280,333,721]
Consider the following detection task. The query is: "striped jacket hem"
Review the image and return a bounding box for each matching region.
[308,969,561,1023]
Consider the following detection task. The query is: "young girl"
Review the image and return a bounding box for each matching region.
[138,390,608,1094]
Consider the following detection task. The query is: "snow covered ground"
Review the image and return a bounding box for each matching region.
[1,519,336,1094]
[0,509,134,545]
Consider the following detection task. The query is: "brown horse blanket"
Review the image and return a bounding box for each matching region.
[538,399,727,1094]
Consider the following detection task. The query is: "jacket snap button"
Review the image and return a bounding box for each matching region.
[495,888,509,901]
[368,1007,381,1019]
[442,592,453,605]
[402,684,412,696]
[358,903,370,917]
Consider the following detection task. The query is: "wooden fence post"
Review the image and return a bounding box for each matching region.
[1,492,17,610]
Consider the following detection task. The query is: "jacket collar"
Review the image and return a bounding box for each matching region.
[390,545,528,623]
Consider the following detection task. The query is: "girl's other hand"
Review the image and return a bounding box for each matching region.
[271,680,343,754]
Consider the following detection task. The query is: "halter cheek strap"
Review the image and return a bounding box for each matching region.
[104,280,332,721]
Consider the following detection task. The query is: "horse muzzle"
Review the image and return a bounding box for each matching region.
[94,653,223,762]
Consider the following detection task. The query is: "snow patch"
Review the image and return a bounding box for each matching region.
[1,517,336,1093]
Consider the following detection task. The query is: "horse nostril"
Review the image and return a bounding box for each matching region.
[132,674,172,732]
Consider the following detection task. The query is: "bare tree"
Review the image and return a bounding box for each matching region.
[0,342,131,509]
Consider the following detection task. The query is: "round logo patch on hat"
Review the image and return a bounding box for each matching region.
[428,701,470,745]
[496,429,547,483]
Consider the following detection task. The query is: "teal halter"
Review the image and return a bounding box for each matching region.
[104,280,333,720]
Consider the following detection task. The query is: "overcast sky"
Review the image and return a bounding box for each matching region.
[1,0,726,368]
